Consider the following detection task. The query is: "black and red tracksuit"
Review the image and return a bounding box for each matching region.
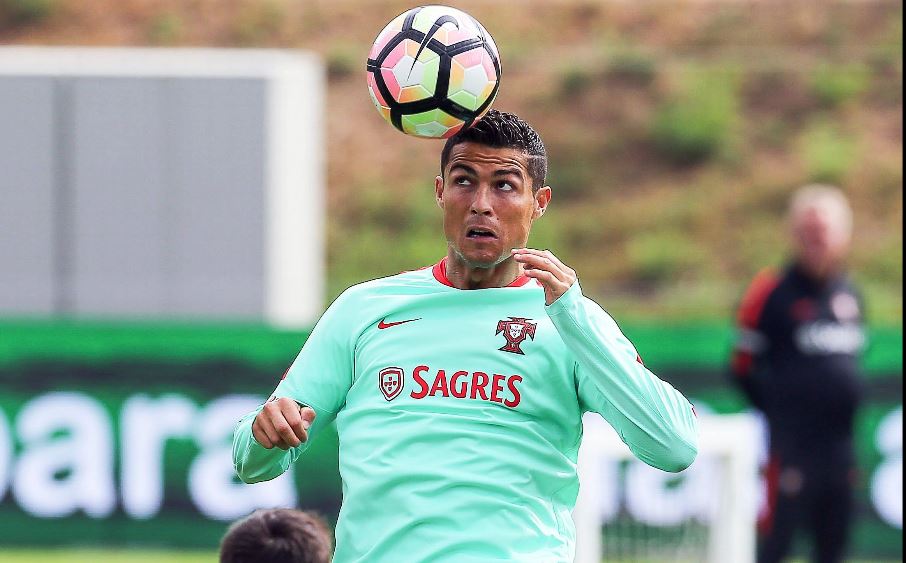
[730,263,866,563]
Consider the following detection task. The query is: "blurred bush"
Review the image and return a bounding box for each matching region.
[233,0,285,45]
[327,44,359,79]
[605,50,657,87]
[652,71,739,165]
[0,0,57,25]
[627,230,708,284]
[147,12,183,45]
[558,64,595,97]
[801,119,859,184]
[811,63,870,108]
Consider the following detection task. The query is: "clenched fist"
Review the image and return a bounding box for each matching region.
[252,397,317,450]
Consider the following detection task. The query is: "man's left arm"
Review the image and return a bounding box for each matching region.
[514,248,699,473]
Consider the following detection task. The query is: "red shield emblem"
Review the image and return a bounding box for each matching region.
[379,367,404,401]
[496,317,537,355]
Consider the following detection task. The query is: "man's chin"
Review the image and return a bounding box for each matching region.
[453,246,508,269]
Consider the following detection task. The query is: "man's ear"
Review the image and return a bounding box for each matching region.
[533,186,552,220]
[435,175,445,209]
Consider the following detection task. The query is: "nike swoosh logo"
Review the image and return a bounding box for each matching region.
[378,317,421,329]
[409,15,459,79]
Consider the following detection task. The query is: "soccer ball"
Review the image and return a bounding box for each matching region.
[366,5,501,139]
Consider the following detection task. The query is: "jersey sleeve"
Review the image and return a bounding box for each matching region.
[545,282,698,473]
[233,288,359,483]
[729,269,778,409]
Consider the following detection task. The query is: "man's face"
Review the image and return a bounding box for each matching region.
[792,203,851,279]
[435,142,551,268]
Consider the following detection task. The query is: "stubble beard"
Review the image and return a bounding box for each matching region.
[450,242,510,270]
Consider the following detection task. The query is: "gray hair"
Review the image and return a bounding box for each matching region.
[789,183,853,237]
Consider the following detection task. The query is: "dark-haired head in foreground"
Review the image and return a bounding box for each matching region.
[219,508,333,563]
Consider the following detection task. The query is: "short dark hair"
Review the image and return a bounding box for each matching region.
[220,508,333,563]
[440,109,548,191]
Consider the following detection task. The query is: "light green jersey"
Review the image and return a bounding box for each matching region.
[233,259,698,562]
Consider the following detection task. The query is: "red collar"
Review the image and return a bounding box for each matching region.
[431,257,532,288]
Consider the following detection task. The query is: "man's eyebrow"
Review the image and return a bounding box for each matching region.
[449,163,478,175]
[494,168,524,178]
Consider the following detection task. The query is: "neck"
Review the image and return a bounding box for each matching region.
[444,250,523,289]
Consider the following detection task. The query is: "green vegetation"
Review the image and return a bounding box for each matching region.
[232,0,286,45]
[0,0,900,324]
[605,49,657,86]
[801,119,859,184]
[652,70,740,164]
[147,12,183,45]
[326,43,359,79]
[811,63,870,108]
[0,0,57,25]
[626,230,708,284]
[559,64,596,97]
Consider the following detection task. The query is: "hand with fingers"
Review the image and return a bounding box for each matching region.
[252,397,317,450]
[512,248,578,306]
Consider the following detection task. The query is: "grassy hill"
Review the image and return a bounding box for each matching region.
[3,0,901,323]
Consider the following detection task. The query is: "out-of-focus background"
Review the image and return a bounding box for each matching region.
[0,0,901,561]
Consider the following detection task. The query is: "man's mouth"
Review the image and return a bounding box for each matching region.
[466,227,498,240]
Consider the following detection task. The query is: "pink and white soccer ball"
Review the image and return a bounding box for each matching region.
[366,5,501,139]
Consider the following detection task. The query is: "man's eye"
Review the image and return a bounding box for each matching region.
[498,182,514,191]
[454,177,472,186]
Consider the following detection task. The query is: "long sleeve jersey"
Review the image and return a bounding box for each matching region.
[233,258,698,563]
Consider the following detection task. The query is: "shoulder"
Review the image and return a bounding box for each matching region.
[743,267,782,298]
[737,268,782,325]
[332,267,440,304]
[316,268,439,333]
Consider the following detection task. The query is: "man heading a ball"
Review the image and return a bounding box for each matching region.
[233,110,699,562]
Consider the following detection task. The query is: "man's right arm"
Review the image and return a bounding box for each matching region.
[232,290,358,483]
[233,405,301,483]
[232,399,321,483]
[729,269,778,410]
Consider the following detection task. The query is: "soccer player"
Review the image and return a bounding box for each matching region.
[233,110,699,562]
[219,508,333,563]
[730,185,865,563]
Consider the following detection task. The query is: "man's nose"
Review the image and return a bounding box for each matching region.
[470,186,493,215]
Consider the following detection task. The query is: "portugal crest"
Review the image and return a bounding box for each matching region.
[379,367,404,401]
[496,317,537,355]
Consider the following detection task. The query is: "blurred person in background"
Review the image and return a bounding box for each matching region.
[729,184,866,563]
[233,109,698,562]
[220,507,333,563]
